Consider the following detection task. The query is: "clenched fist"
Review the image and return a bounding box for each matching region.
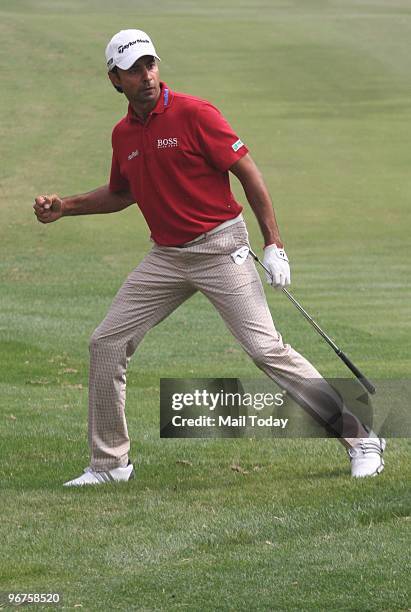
[33,194,64,224]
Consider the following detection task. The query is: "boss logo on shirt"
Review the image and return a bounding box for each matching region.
[157,137,179,149]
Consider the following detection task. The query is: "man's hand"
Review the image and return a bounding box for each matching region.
[33,194,64,224]
[263,244,291,289]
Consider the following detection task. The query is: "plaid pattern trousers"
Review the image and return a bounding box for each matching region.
[88,220,368,470]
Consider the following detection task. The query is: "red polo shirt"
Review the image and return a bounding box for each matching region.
[109,82,248,245]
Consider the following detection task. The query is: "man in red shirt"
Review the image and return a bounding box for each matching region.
[34,29,385,485]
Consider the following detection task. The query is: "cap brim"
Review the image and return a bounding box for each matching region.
[116,51,161,70]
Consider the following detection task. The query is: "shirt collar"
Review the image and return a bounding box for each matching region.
[127,82,173,123]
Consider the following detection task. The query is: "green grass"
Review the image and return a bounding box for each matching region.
[0,0,410,610]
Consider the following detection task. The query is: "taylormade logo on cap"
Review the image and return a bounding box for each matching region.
[118,38,150,54]
[105,29,161,71]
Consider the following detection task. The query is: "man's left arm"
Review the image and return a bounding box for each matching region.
[230,153,291,288]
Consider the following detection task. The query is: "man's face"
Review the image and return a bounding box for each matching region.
[109,55,160,106]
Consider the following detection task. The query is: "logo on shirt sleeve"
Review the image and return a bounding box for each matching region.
[232,139,244,152]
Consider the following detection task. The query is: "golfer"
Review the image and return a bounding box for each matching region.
[34,29,385,485]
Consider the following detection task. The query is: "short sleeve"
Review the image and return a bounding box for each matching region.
[195,103,249,172]
[109,150,130,193]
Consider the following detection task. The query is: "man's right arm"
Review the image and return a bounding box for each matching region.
[33,185,135,224]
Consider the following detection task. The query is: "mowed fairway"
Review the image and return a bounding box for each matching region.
[0,0,410,610]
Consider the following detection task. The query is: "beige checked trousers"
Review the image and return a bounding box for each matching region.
[88,221,368,470]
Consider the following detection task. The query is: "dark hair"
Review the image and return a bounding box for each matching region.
[109,67,123,94]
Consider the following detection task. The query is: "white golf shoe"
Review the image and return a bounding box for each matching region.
[349,437,386,478]
[63,461,134,487]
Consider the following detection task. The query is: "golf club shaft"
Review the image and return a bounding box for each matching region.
[249,249,376,395]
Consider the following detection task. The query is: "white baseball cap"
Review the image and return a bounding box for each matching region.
[105,29,161,71]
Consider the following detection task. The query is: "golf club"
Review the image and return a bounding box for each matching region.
[231,246,376,395]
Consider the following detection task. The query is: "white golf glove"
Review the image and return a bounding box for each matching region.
[263,244,291,288]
